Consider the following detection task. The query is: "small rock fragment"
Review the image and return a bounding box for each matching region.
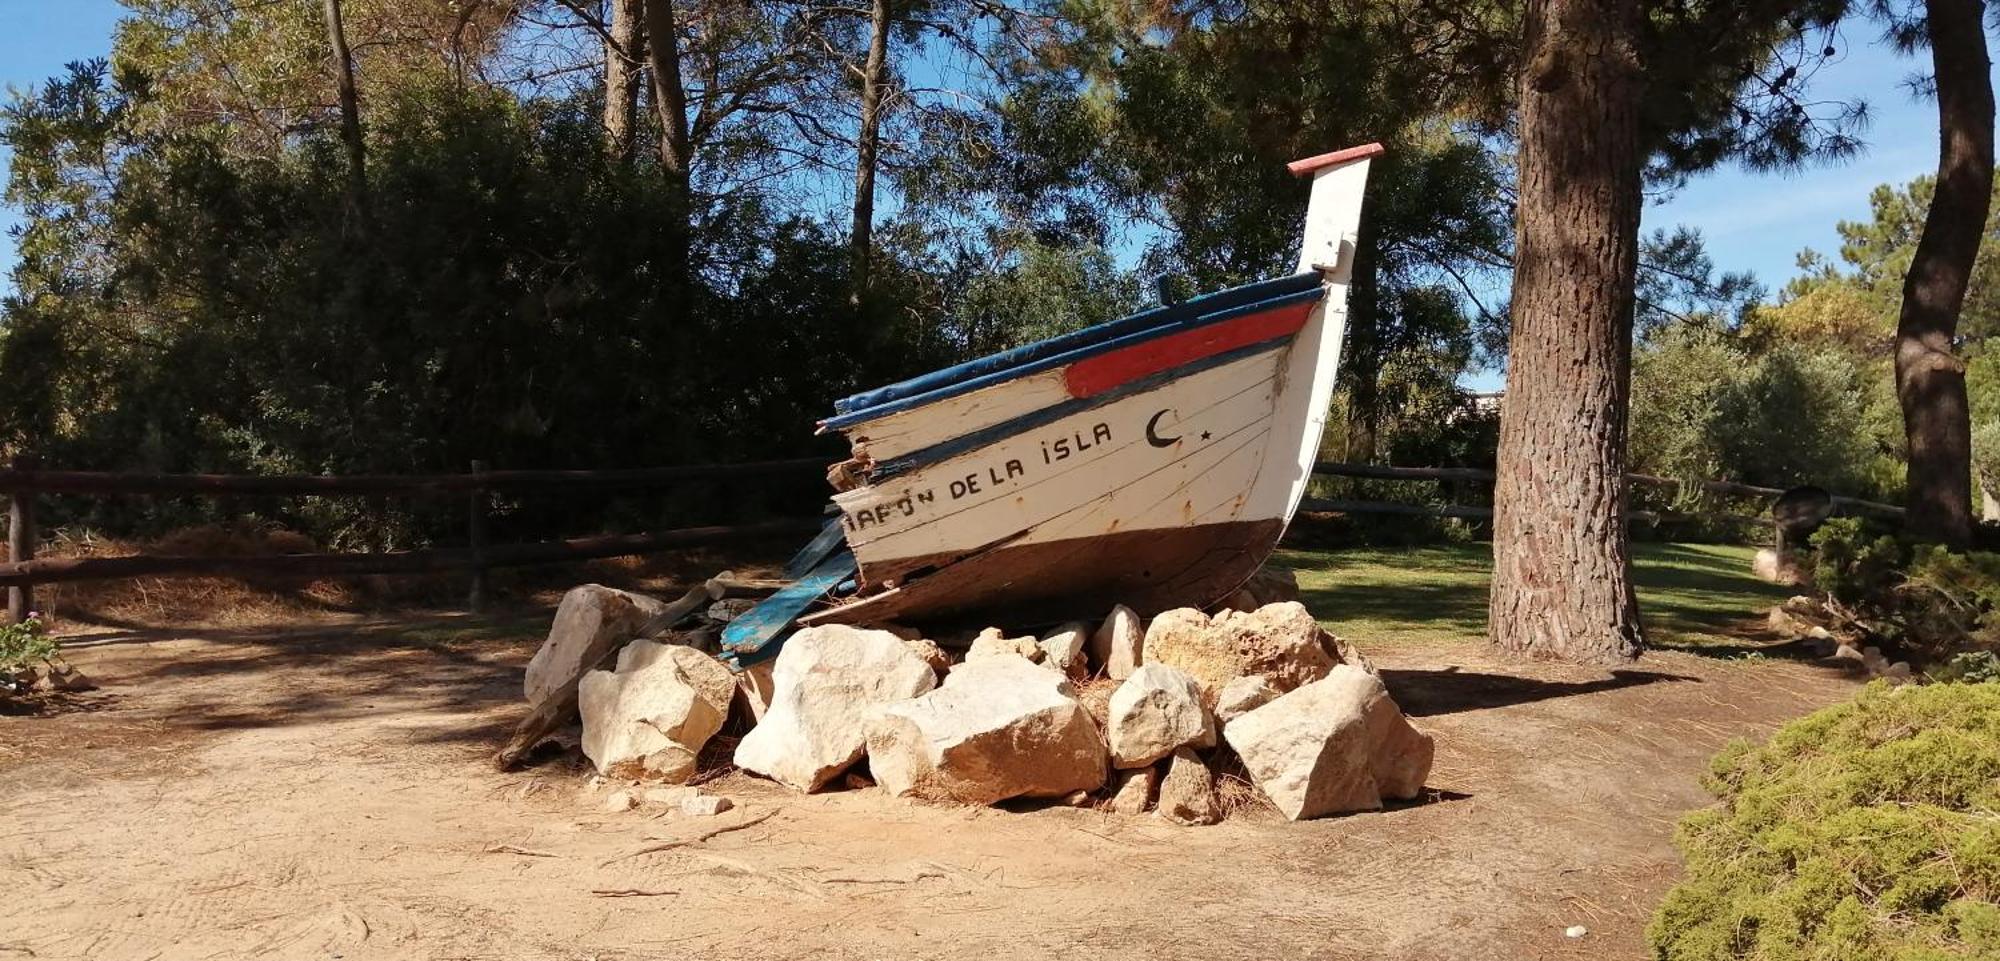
[1107,664,1215,768]
[902,637,951,677]
[644,786,697,807]
[1884,661,1913,683]
[1037,622,1091,678]
[1565,925,1588,939]
[681,794,734,817]
[603,789,639,813]
[966,628,1044,663]
[1090,605,1144,680]
[705,598,756,623]
[1155,748,1219,826]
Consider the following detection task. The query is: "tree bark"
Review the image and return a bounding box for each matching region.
[642,0,694,281]
[322,0,367,224]
[850,0,892,304]
[1895,0,1994,548]
[604,0,645,161]
[1489,0,1645,664]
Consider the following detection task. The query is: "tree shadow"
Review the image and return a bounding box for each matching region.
[1381,666,1699,717]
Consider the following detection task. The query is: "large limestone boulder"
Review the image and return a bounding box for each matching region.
[579,641,736,781]
[525,585,674,707]
[1107,664,1215,768]
[1090,605,1144,680]
[733,625,937,792]
[865,655,1108,805]
[1223,665,1434,820]
[1145,602,1339,696]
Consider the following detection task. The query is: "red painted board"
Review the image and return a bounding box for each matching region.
[1286,142,1386,177]
[1063,301,1313,399]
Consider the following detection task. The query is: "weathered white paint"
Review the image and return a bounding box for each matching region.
[832,152,1374,588]
[841,368,1071,463]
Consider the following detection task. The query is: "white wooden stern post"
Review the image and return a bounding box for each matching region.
[1288,142,1383,279]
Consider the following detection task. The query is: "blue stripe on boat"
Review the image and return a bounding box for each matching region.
[826,278,1325,431]
[871,333,1297,480]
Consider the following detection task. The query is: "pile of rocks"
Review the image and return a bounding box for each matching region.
[522,571,1436,824]
[1766,595,1914,683]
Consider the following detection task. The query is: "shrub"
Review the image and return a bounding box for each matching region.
[1808,518,2000,666]
[1649,682,2000,960]
[0,613,59,691]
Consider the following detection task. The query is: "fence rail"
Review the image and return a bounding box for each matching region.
[0,455,1902,622]
[1308,462,1906,520]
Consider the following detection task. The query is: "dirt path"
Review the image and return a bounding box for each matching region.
[0,613,1857,961]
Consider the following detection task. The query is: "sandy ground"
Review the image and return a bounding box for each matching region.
[0,612,1858,961]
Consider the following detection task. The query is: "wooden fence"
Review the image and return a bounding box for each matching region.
[0,455,1902,622]
[1304,462,1906,525]
[0,456,830,621]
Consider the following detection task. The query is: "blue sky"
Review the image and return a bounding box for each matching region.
[0,2,1975,372]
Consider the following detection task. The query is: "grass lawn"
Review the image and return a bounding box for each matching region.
[1274,541,1795,650]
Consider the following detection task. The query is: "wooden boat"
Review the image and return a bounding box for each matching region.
[722,143,1381,664]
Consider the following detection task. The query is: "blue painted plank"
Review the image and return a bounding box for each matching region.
[783,518,847,581]
[827,273,1323,425]
[721,550,857,669]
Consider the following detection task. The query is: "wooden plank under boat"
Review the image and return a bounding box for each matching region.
[722,143,1381,662]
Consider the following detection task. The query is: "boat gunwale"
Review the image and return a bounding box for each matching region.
[823,274,1325,432]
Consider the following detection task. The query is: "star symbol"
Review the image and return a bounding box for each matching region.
[1199,430,1212,441]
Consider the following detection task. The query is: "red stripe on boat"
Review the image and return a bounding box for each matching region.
[1063,301,1313,399]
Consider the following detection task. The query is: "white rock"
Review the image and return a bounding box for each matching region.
[966,627,1043,663]
[1831,643,1866,664]
[525,584,673,707]
[1155,748,1219,826]
[1037,622,1091,678]
[1223,665,1434,820]
[643,786,697,807]
[681,794,734,817]
[1215,675,1281,723]
[603,789,639,812]
[902,638,951,677]
[1090,605,1144,680]
[1884,661,1914,684]
[1565,925,1588,939]
[733,625,938,792]
[865,655,1108,805]
[1107,766,1158,815]
[1145,601,1336,695]
[579,641,735,781]
[1107,664,1215,768]
[734,659,776,724]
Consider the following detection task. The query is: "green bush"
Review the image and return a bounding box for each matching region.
[1808,518,2000,666]
[1648,682,2000,960]
[0,614,59,690]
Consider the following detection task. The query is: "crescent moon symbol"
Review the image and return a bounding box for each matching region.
[1145,408,1181,448]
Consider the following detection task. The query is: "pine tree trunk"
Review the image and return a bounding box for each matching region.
[642,0,693,283]
[850,0,892,305]
[322,0,367,225]
[604,0,644,162]
[1896,0,1994,548]
[1489,0,1645,664]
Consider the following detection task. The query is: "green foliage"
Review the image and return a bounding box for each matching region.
[1808,518,2000,665]
[0,614,59,682]
[1630,319,1887,502]
[1649,682,2000,960]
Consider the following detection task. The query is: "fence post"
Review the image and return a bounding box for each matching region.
[9,455,37,623]
[467,459,489,613]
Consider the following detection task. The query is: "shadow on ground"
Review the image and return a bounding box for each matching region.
[1382,666,1698,717]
